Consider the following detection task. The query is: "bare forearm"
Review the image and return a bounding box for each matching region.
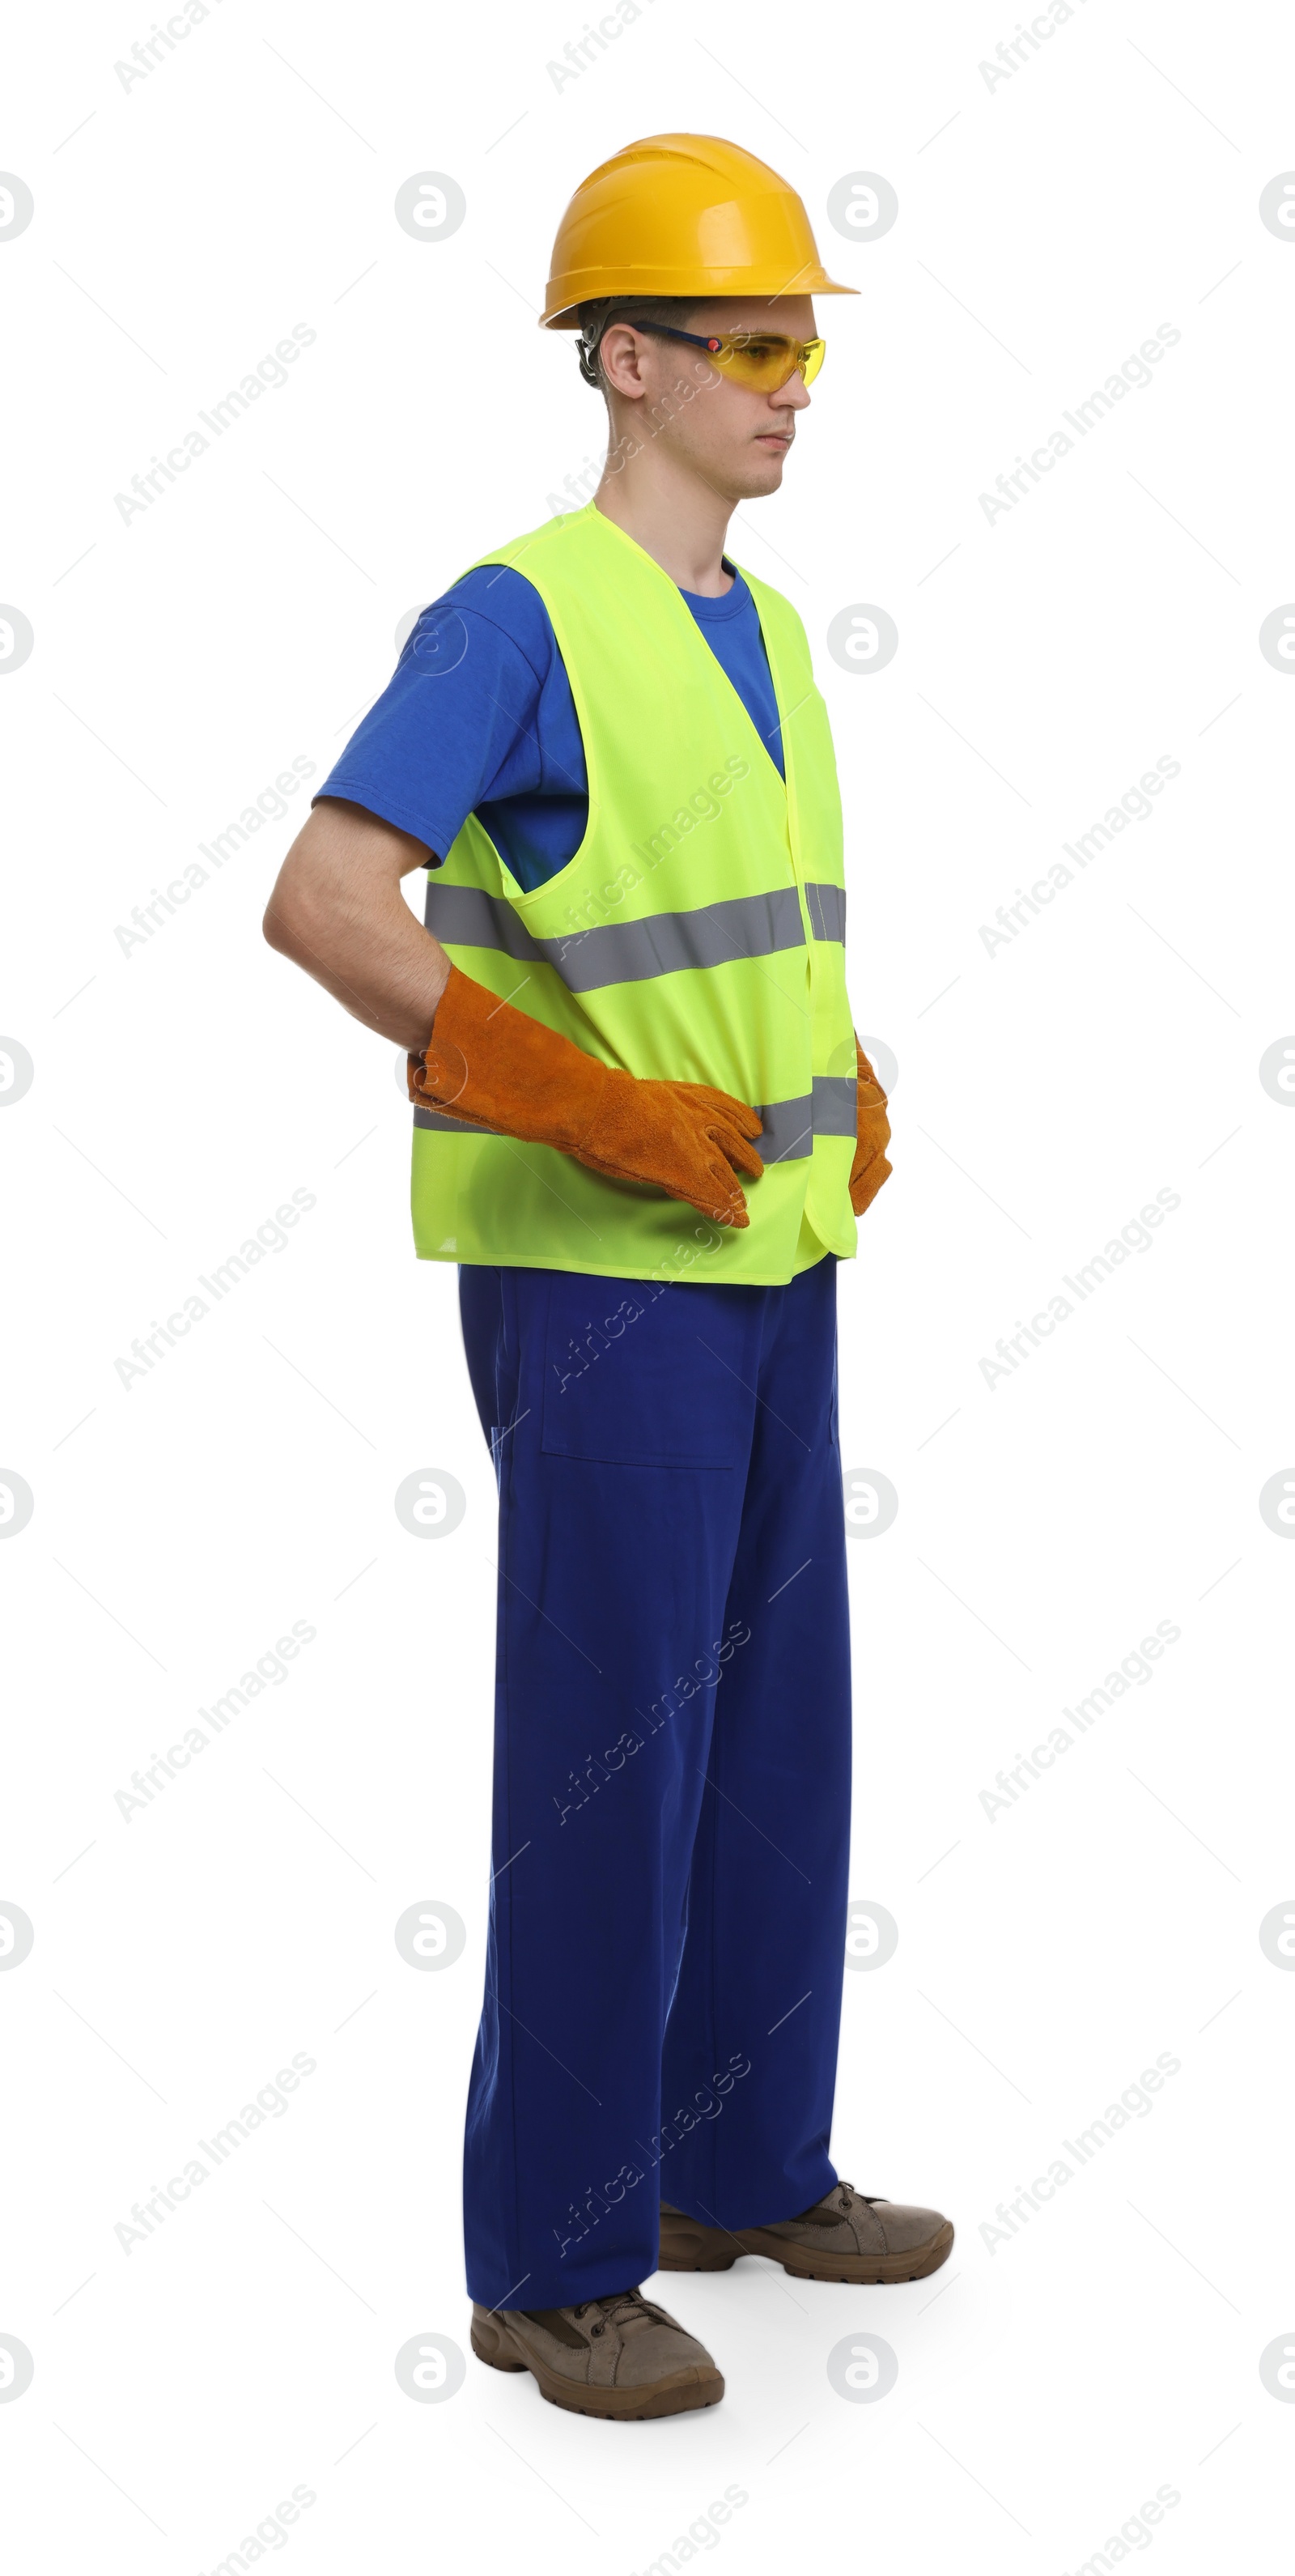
[262,801,451,1054]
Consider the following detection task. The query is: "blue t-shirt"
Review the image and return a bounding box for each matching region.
[315,552,784,891]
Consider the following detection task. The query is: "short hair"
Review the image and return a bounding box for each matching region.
[575,295,700,393]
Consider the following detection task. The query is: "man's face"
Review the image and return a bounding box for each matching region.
[600,296,818,502]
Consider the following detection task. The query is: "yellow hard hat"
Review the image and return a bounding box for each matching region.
[540,132,857,329]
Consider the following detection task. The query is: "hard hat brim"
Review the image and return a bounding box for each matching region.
[541,268,859,329]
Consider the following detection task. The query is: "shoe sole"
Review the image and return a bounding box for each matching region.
[470,2310,724,2420]
[656,2211,955,2284]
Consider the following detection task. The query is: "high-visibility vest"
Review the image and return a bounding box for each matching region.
[411,501,859,1286]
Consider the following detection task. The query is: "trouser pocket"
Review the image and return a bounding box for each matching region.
[540,1269,762,1469]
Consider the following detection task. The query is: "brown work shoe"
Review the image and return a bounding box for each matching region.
[659,2182,953,2283]
[470,2286,724,2420]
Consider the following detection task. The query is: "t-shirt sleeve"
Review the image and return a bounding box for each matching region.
[312,567,556,865]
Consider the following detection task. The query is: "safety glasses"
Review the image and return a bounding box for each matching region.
[620,320,826,392]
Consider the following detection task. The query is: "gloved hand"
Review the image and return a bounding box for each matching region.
[850,1039,892,1218]
[409,964,764,1227]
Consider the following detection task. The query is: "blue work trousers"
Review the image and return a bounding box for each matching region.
[456,1250,852,2310]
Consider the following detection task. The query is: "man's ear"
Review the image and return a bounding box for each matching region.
[597,324,658,403]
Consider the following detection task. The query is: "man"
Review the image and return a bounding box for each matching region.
[265,131,951,2425]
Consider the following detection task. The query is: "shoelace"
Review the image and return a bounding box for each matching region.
[572,2289,655,2336]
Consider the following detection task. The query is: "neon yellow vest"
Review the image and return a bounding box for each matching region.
[411,502,859,1286]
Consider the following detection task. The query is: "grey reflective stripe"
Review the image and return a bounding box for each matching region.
[414,1073,858,1158]
[809,1074,858,1135]
[423,882,812,993]
[424,884,544,968]
[805,881,846,942]
[754,1077,857,1163]
[413,1105,482,1133]
[753,1095,814,1163]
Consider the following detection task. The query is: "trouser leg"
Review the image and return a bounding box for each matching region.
[658,1252,852,2229]
[454,1255,850,2306]
[456,1261,754,2308]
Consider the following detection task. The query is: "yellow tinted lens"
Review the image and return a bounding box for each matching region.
[719,334,826,389]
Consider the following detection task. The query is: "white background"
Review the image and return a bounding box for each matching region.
[2,1,1294,2568]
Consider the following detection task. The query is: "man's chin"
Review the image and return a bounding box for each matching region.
[732,454,790,499]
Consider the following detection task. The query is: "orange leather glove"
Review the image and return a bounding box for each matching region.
[409,965,764,1227]
[850,1039,892,1218]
